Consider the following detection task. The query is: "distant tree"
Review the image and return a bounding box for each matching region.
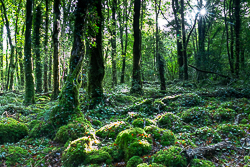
[34,5,42,93]
[51,0,61,100]
[43,0,49,93]
[130,0,143,94]
[0,22,3,90]
[24,0,35,105]
[234,0,240,78]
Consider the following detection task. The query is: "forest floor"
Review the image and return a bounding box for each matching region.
[0,80,250,167]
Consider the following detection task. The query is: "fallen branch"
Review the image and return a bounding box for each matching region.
[188,65,231,79]
[183,141,239,159]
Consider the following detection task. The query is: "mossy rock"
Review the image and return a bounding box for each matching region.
[91,119,102,126]
[61,136,98,167]
[211,107,236,122]
[127,156,143,167]
[126,98,156,114]
[101,144,124,162]
[190,159,215,167]
[85,149,112,165]
[152,146,187,167]
[54,118,94,144]
[0,117,28,144]
[132,118,156,128]
[0,145,29,166]
[217,124,246,144]
[154,112,186,133]
[115,128,152,160]
[29,120,56,138]
[144,125,176,146]
[191,127,221,145]
[220,98,250,113]
[137,163,165,167]
[126,112,147,123]
[161,93,202,107]
[96,121,131,140]
[181,107,212,127]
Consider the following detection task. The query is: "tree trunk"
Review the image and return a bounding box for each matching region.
[34,5,42,93]
[229,0,234,74]
[234,0,240,78]
[24,0,35,105]
[181,0,188,80]
[111,0,117,87]
[0,0,15,90]
[43,0,49,92]
[119,0,125,83]
[172,0,183,80]
[51,0,61,100]
[88,0,105,108]
[130,0,142,94]
[155,0,166,90]
[50,0,89,127]
[0,24,3,90]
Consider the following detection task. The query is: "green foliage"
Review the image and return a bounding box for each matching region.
[181,107,212,127]
[54,118,94,144]
[115,128,152,160]
[132,118,156,128]
[161,93,202,107]
[240,118,248,124]
[191,126,221,145]
[101,144,124,162]
[0,145,28,166]
[154,112,187,133]
[212,107,236,122]
[29,120,55,138]
[137,163,165,167]
[0,117,28,144]
[96,121,131,139]
[151,146,187,167]
[190,159,215,167]
[217,124,246,144]
[92,119,102,126]
[144,125,176,146]
[127,156,143,167]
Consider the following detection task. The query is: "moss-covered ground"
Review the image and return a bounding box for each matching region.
[0,81,250,167]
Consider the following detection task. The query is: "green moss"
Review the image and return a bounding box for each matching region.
[152,146,187,167]
[191,127,221,145]
[92,119,102,126]
[154,112,185,133]
[115,128,152,160]
[137,163,165,167]
[212,107,236,122]
[127,156,143,167]
[61,136,98,167]
[54,118,94,144]
[241,118,248,124]
[0,117,28,144]
[96,121,131,139]
[190,159,215,167]
[161,93,202,107]
[29,121,55,138]
[181,107,212,127]
[0,145,28,166]
[86,149,112,164]
[101,144,124,162]
[144,125,176,146]
[132,118,156,128]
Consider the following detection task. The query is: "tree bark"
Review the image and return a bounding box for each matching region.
[50,0,89,127]
[181,0,188,80]
[0,24,3,90]
[88,0,105,108]
[24,0,35,105]
[234,0,240,78]
[43,0,49,93]
[111,0,118,87]
[51,0,61,100]
[130,0,143,94]
[34,5,42,93]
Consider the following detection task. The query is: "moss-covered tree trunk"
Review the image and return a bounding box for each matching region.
[50,0,89,127]
[24,0,35,105]
[111,0,117,87]
[0,24,3,89]
[87,0,105,108]
[43,0,49,93]
[34,5,42,93]
[130,0,143,94]
[234,0,240,78]
[51,0,60,100]
[1,0,15,90]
